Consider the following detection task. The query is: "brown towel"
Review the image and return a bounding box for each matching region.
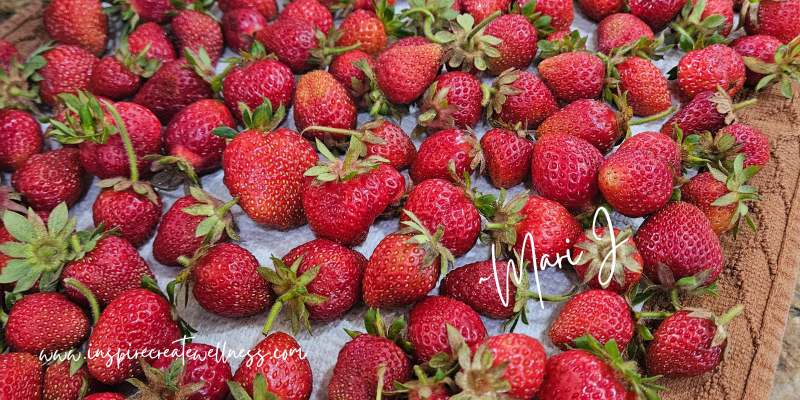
[0,1,47,60]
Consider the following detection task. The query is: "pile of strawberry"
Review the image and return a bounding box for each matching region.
[0,0,798,397]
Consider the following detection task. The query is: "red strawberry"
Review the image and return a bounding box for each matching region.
[218,0,279,21]
[44,0,108,56]
[440,260,519,319]
[481,127,534,188]
[363,211,454,308]
[294,70,358,143]
[634,201,724,284]
[578,0,623,21]
[221,48,295,122]
[483,14,537,75]
[660,88,752,137]
[618,131,682,172]
[165,99,235,174]
[376,43,444,104]
[43,354,103,400]
[730,34,784,86]
[597,13,654,54]
[88,56,144,101]
[86,288,182,384]
[376,163,407,208]
[151,343,233,400]
[0,39,18,73]
[409,128,483,184]
[0,110,43,171]
[614,56,673,117]
[336,10,389,56]
[93,186,161,248]
[647,307,742,377]
[717,124,770,168]
[677,44,746,100]
[172,9,224,65]
[353,0,399,12]
[486,69,559,130]
[519,0,574,31]
[38,45,98,106]
[549,289,634,350]
[12,148,85,212]
[6,292,90,354]
[628,0,685,32]
[531,133,604,213]
[152,188,237,266]
[127,22,177,62]
[461,0,511,22]
[280,0,333,32]
[408,296,487,363]
[330,50,376,99]
[599,147,673,217]
[257,18,357,74]
[222,9,267,53]
[191,243,274,317]
[701,0,734,36]
[743,0,800,43]
[352,118,417,170]
[573,227,643,293]
[84,394,125,400]
[133,57,214,123]
[538,51,606,103]
[416,71,483,134]
[110,0,186,25]
[232,332,313,400]
[0,353,43,400]
[536,99,624,154]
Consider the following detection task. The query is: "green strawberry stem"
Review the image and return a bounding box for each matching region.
[719,304,744,324]
[465,11,501,47]
[103,101,140,182]
[63,278,101,325]
[627,105,678,126]
[325,42,362,55]
[261,287,308,336]
[302,126,357,137]
[635,311,673,319]
[733,98,757,110]
[403,8,439,42]
[669,289,681,311]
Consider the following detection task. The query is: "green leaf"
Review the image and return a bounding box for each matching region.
[2,212,34,243]
[711,191,740,206]
[0,259,33,283]
[195,216,218,238]
[781,76,794,99]
[47,203,69,235]
[0,242,31,259]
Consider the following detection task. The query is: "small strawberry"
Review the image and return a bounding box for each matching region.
[485,69,559,130]
[231,332,313,400]
[461,0,511,22]
[329,50,376,99]
[415,71,483,135]
[578,0,623,22]
[43,353,103,400]
[151,343,233,400]
[5,292,90,354]
[409,128,483,184]
[483,13,538,75]
[44,0,108,57]
[408,296,486,363]
[280,0,334,32]
[573,227,643,293]
[618,131,682,172]
[0,110,43,171]
[353,118,417,170]
[519,0,574,32]
[743,0,800,43]
[549,289,634,350]
[171,4,225,65]
[375,42,443,104]
[294,70,358,144]
[730,34,784,86]
[164,99,235,174]
[628,0,685,32]
[222,9,267,53]
[599,147,674,217]
[88,39,158,101]
[660,87,755,138]
[536,99,625,154]
[38,45,99,106]
[127,23,177,62]
[597,13,654,54]
[0,353,43,400]
[335,10,390,56]
[481,126,534,188]
[677,44,746,100]
[610,56,673,117]
[538,51,606,103]
[218,0,278,21]
[531,133,604,213]
[12,148,85,212]
[363,210,455,308]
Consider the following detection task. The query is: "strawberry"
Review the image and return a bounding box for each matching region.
[165,99,235,174]
[634,201,724,284]
[376,164,407,209]
[220,45,295,122]
[127,23,177,62]
[480,127,534,188]
[6,292,90,354]
[0,110,43,171]
[597,13,654,54]
[133,54,215,123]
[218,0,278,21]
[280,0,334,32]
[618,131,682,171]
[84,395,125,400]
[12,148,85,212]
[407,296,487,363]
[220,103,317,229]
[538,51,606,103]
[86,288,182,384]
[573,227,643,293]
[88,53,146,101]
[190,243,274,317]
[519,0,574,31]
[222,9,267,53]
[578,0,623,22]
[612,56,673,117]
[302,144,390,247]
[38,45,99,106]
[536,99,624,154]
[375,42,443,104]
[354,119,417,170]
[701,0,734,37]
[329,50,376,99]
[336,10,390,56]
[599,147,673,217]
[231,332,313,400]
[400,178,490,257]
[647,306,743,377]
[151,343,233,400]
[393,366,453,400]
[486,69,559,130]
[531,133,604,213]
[44,0,108,57]
[415,71,483,135]
[171,8,224,65]
[730,34,783,86]
[660,87,754,138]
[152,188,238,266]
[677,44,746,100]
[483,13,538,75]
[43,353,103,400]
[107,0,185,26]
[0,39,18,73]
[328,310,413,399]
[440,260,518,319]
[549,289,634,350]
[294,70,358,143]
[362,211,454,308]
[409,128,483,184]
[461,0,511,22]
[628,0,685,32]
[257,18,360,74]
[743,0,800,43]
[0,353,43,400]
[717,123,770,168]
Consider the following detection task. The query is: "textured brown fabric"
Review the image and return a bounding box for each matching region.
[0,1,47,60]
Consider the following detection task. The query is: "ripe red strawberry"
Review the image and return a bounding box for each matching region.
[109,0,185,25]
[486,69,559,130]
[409,128,483,184]
[660,88,751,137]
[462,0,511,22]
[618,131,682,172]
[127,22,176,62]
[12,148,85,212]
[647,307,742,377]
[152,188,237,266]
[221,49,295,122]
[408,296,487,363]
[441,260,522,319]
[614,56,672,117]
[38,45,98,106]
[363,211,454,308]
[628,0,685,32]
[531,133,604,213]
[353,118,417,170]
[336,10,389,56]
[743,0,800,43]
[86,288,182,384]
[165,99,235,174]
[578,0,623,21]
[0,39,18,73]
[376,43,443,104]
[328,310,413,399]
[151,343,233,400]
[481,127,534,188]
[536,99,624,154]
[549,289,634,350]
[172,9,224,65]
[416,71,483,134]
[191,243,274,317]
[483,14,537,75]
[43,355,102,400]
[280,0,333,32]
[0,110,43,171]
[573,227,643,293]
[219,0,278,21]
[718,124,770,168]
[599,147,673,217]
[222,9,267,53]
[376,164,406,209]
[44,0,108,57]
[330,50,376,99]
[84,394,125,400]
[232,332,313,400]
[634,201,724,284]
[538,51,605,103]
[0,353,43,400]
[519,0,574,31]
[6,292,90,354]
[88,56,144,101]
[257,18,356,74]
[677,44,746,99]
[597,13,654,54]
[93,186,161,247]
[730,35,783,86]
[133,57,214,123]
[294,70,358,143]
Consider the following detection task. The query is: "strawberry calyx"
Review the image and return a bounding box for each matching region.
[146,154,201,194]
[537,30,588,59]
[228,372,280,400]
[0,48,44,111]
[428,12,503,73]
[48,91,117,145]
[402,0,459,36]
[115,38,162,79]
[413,81,462,136]
[353,59,404,121]
[706,154,762,237]
[399,209,456,276]
[259,255,330,336]
[344,308,414,354]
[668,0,731,52]
[446,161,495,218]
[103,0,145,35]
[684,304,744,358]
[96,177,160,206]
[168,0,218,19]
[213,98,286,139]
[390,365,455,398]
[141,275,198,341]
[743,36,800,99]
[446,325,514,396]
[515,0,555,37]
[375,0,416,39]
[307,27,363,70]
[484,68,524,122]
[573,227,642,290]
[611,33,672,62]
[642,264,720,310]
[481,189,528,254]
[127,358,206,400]
[180,186,241,244]
[303,138,389,184]
[183,47,219,91]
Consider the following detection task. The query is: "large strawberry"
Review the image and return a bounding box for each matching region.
[5,292,90,354]
[481,127,534,189]
[258,18,360,74]
[38,45,98,106]
[535,99,625,154]
[597,13,654,54]
[677,44,746,99]
[730,34,784,86]
[717,124,770,168]
[375,42,443,104]
[486,69,559,129]
[133,54,215,123]
[743,0,800,43]
[409,128,483,184]
[599,147,673,217]
[572,227,643,293]
[440,260,520,319]
[407,296,487,363]
[538,51,606,103]
[549,289,634,350]
[618,131,682,172]
[294,70,358,144]
[222,8,267,53]
[483,13,538,75]
[87,40,158,101]
[232,332,313,399]
[43,353,103,400]
[0,110,43,171]
[415,71,483,134]
[335,10,390,56]
[44,0,108,57]
[127,22,176,62]
[12,148,85,212]
[329,50,376,99]
[220,44,295,122]
[151,343,232,400]
[0,353,43,400]
[164,99,235,174]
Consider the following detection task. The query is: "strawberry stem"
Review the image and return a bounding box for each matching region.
[636,311,673,319]
[103,101,140,182]
[732,98,757,110]
[669,289,681,311]
[466,11,501,44]
[63,278,100,325]
[262,288,307,336]
[719,304,744,324]
[522,286,577,302]
[302,126,358,136]
[628,105,678,126]
[324,42,362,55]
